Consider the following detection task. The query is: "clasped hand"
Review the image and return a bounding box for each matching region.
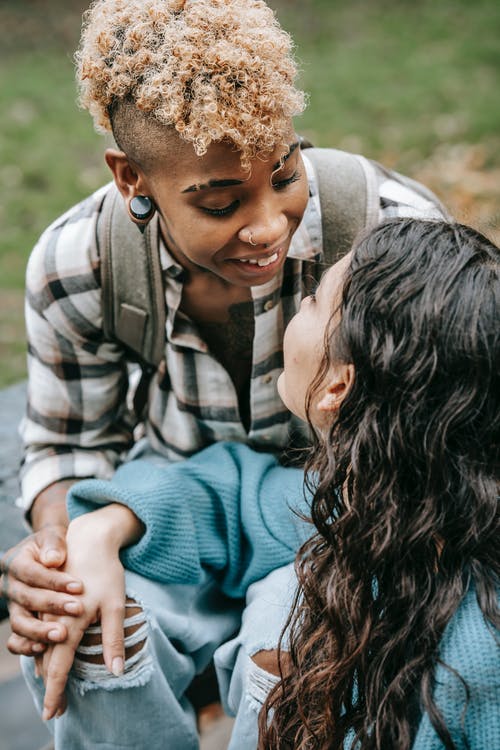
[1,512,129,721]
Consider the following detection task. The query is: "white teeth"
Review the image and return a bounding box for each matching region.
[257,252,278,267]
[237,252,279,267]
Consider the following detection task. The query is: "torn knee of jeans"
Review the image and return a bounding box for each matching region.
[251,649,281,677]
[73,597,149,683]
[247,651,284,711]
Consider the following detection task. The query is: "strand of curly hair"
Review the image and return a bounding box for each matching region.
[75,0,306,169]
[259,219,499,750]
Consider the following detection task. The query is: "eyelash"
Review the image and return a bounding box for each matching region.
[201,170,302,217]
[273,169,301,191]
[202,202,239,217]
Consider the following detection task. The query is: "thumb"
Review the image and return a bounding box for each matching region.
[38,525,68,568]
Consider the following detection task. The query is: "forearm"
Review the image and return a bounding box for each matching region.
[30,479,78,532]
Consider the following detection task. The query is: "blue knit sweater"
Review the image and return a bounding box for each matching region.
[412,584,500,750]
[67,442,311,598]
[67,442,499,749]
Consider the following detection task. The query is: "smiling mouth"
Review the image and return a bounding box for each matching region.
[237,251,279,268]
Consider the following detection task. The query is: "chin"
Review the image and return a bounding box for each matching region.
[277,375,297,417]
[276,373,287,404]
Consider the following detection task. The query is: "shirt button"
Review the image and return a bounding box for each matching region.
[263,300,274,312]
[262,374,273,384]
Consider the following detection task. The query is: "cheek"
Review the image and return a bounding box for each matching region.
[277,367,303,418]
[279,321,309,416]
[276,371,286,403]
[168,213,233,254]
[161,212,228,265]
[291,179,310,219]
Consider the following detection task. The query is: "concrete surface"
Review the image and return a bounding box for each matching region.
[0,382,233,749]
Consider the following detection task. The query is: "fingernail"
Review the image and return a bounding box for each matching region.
[66,581,82,594]
[112,657,124,676]
[44,549,61,564]
[63,601,80,614]
[42,708,51,722]
[32,643,45,653]
[48,629,62,641]
[56,708,65,718]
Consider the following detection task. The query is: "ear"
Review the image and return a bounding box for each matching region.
[317,363,354,413]
[104,148,149,200]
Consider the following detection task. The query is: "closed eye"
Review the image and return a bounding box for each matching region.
[273,170,301,190]
[199,167,302,216]
[200,200,240,217]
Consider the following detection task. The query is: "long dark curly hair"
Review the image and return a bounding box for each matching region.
[259,218,499,749]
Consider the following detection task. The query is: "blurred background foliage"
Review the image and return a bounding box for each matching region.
[0,0,499,386]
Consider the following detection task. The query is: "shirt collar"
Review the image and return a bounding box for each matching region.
[159,235,184,278]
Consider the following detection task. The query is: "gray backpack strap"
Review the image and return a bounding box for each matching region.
[97,184,166,369]
[372,160,450,219]
[302,147,379,264]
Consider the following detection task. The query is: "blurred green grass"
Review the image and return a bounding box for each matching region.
[0,0,499,386]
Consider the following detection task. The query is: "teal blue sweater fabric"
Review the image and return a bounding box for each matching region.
[412,584,500,750]
[67,442,311,598]
[67,441,499,748]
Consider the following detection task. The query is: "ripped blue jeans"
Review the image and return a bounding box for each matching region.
[22,563,297,749]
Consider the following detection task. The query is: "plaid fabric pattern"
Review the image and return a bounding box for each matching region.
[19,153,446,509]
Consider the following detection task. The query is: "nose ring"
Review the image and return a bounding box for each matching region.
[248,232,257,246]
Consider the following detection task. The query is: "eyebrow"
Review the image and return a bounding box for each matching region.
[181,140,300,194]
[181,178,244,194]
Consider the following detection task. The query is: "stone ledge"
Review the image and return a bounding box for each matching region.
[0,381,27,555]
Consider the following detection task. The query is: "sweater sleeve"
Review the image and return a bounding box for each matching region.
[66,442,312,598]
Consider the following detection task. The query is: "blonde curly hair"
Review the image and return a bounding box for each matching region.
[76,0,306,169]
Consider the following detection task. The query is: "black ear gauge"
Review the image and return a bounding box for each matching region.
[128,195,155,234]
[129,195,155,221]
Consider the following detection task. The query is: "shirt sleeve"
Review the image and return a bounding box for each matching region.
[66,442,312,598]
[373,161,450,222]
[19,190,135,512]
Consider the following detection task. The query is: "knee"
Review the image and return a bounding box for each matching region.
[251,649,292,679]
[251,649,281,677]
[75,597,148,676]
[247,649,290,711]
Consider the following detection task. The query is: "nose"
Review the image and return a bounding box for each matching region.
[239,202,288,247]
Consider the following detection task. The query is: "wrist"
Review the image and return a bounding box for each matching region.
[68,504,143,551]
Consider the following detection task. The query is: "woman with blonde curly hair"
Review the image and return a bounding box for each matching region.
[3,1,448,747]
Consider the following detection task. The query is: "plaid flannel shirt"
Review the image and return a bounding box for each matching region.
[19,153,446,510]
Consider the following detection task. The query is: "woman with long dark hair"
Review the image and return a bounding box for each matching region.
[261,218,499,749]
